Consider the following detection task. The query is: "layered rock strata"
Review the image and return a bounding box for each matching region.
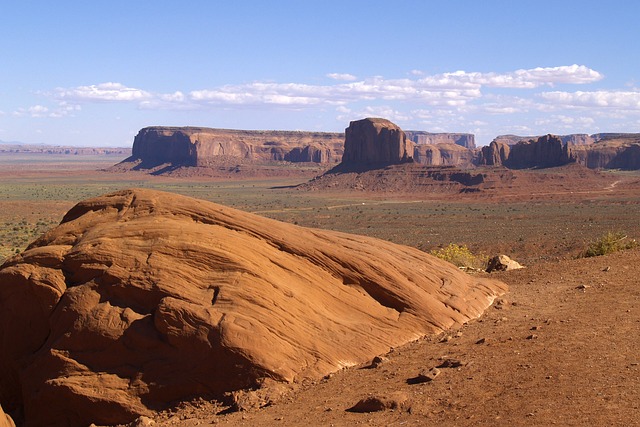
[130,126,343,167]
[340,118,413,168]
[405,131,476,149]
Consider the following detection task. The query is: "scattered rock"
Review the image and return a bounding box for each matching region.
[366,356,389,369]
[439,335,453,343]
[576,284,591,290]
[486,255,525,272]
[603,266,611,272]
[437,358,467,369]
[526,334,538,340]
[347,392,409,412]
[131,416,155,427]
[407,367,441,384]
[476,338,487,344]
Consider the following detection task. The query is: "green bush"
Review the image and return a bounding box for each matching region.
[582,231,637,258]
[430,243,487,270]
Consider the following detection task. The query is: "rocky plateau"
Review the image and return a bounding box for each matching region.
[120,121,640,174]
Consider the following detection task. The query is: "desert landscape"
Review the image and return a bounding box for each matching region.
[0,118,639,426]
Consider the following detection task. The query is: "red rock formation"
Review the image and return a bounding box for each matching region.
[0,189,506,426]
[477,140,511,166]
[405,131,476,149]
[572,140,640,169]
[504,134,576,169]
[131,127,343,167]
[341,118,413,167]
[494,133,595,146]
[413,143,476,167]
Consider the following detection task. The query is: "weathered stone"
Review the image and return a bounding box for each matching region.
[413,143,476,167]
[410,367,441,383]
[347,392,409,412]
[130,126,343,167]
[341,118,413,167]
[405,131,476,149]
[486,255,525,272]
[0,188,507,426]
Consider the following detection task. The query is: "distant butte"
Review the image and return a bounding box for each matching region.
[112,120,640,174]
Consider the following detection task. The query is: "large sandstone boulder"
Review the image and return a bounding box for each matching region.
[341,118,413,167]
[0,189,507,426]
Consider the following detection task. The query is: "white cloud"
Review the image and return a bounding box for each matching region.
[326,73,357,81]
[539,90,640,109]
[28,105,49,117]
[336,105,411,124]
[535,115,596,128]
[54,82,151,102]
[47,65,601,113]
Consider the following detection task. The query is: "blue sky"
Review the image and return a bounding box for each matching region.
[2,1,639,147]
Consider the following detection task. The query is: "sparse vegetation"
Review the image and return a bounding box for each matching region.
[430,243,487,270]
[581,231,638,258]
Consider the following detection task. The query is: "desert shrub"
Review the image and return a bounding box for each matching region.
[430,243,487,270]
[582,231,638,258]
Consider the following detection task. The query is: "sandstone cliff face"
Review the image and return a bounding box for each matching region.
[0,189,506,426]
[131,127,343,167]
[477,140,511,166]
[341,118,413,167]
[413,143,475,167]
[405,131,476,149]
[504,134,576,169]
[494,133,595,146]
[572,140,640,169]
[483,134,640,170]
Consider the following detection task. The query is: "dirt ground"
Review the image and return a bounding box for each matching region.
[1,154,639,426]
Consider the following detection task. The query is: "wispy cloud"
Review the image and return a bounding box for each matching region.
[13,102,81,118]
[28,64,630,143]
[54,82,151,102]
[539,90,640,109]
[49,65,601,110]
[326,73,357,81]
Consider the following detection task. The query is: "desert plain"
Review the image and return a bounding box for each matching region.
[0,148,639,426]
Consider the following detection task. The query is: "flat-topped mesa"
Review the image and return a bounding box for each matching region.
[494,133,595,146]
[341,118,413,168]
[405,131,476,149]
[478,134,575,168]
[131,126,344,167]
